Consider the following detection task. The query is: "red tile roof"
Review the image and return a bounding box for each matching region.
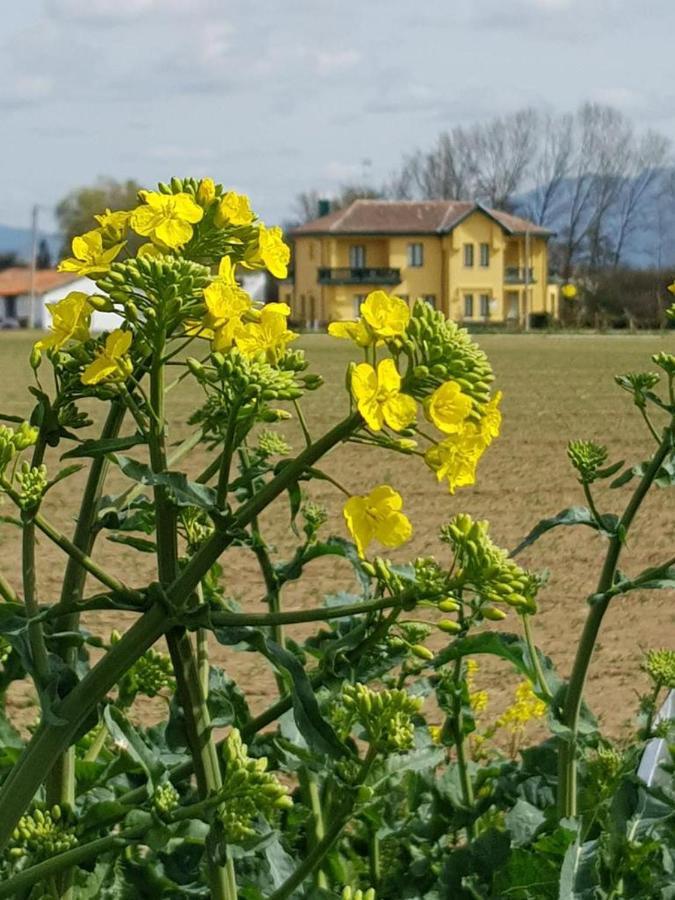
[0,268,80,297]
[291,200,553,237]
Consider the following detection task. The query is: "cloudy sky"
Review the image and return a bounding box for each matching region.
[2,0,675,233]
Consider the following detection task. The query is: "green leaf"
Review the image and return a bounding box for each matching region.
[595,459,624,479]
[107,533,157,553]
[558,837,601,899]
[492,847,559,899]
[206,666,251,728]
[506,799,546,847]
[432,632,561,697]
[512,507,618,557]
[211,625,348,760]
[114,455,217,509]
[61,434,147,459]
[610,467,636,489]
[103,706,164,789]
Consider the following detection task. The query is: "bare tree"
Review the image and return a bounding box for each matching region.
[468,108,539,209]
[610,130,671,267]
[290,184,383,226]
[522,111,574,225]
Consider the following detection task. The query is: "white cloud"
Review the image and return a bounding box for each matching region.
[313,49,361,76]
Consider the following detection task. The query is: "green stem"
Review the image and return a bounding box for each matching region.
[449,655,475,839]
[216,402,241,508]
[521,613,552,701]
[0,572,17,603]
[95,608,402,834]
[44,401,126,900]
[557,428,672,818]
[582,482,603,527]
[83,722,108,763]
[298,769,328,889]
[269,747,377,900]
[148,344,230,900]
[0,414,360,850]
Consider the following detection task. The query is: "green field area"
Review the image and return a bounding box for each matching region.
[0,330,673,738]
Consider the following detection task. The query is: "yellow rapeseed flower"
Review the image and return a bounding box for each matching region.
[198,257,252,350]
[424,425,487,494]
[196,177,216,207]
[81,329,133,385]
[130,191,204,249]
[327,319,374,347]
[481,390,502,444]
[343,484,412,558]
[360,291,410,339]
[35,292,92,351]
[235,302,297,363]
[58,230,125,277]
[244,224,291,279]
[423,381,472,434]
[94,209,132,241]
[351,358,417,432]
[215,191,254,226]
[496,681,546,734]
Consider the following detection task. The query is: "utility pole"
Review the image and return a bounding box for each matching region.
[523,228,531,333]
[29,204,38,329]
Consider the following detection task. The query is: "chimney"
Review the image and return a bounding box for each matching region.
[317,198,331,217]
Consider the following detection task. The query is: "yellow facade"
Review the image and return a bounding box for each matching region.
[280,208,558,327]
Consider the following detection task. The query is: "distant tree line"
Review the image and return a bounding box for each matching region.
[293,103,673,280]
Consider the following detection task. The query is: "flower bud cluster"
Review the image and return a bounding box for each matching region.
[180,508,215,552]
[642,648,675,689]
[441,514,538,613]
[257,431,291,458]
[301,499,328,540]
[0,423,38,474]
[113,633,174,705]
[218,728,291,843]
[614,371,660,408]
[567,440,609,484]
[402,301,494,415]
[335,683,422,753]
[153,781,180,817]
[9,806,77,860]
[342,888,376,900]
[652,351,675,378]
[16,462,48,511]
[97,255,210,331]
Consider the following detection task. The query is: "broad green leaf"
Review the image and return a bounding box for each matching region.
[506,798,546,847]
[45,464,83,489]
[103,706,164,789]
[512,507,618,557]
[114,454,217,509]
[61,433,147,459]
[558,837,601,899]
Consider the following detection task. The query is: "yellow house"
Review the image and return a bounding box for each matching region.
[280,200,558,327]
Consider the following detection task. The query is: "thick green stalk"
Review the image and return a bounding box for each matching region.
[521,613,552,701]
[148,348,230,900]
[269,748,377,900]
[557,428,672,817]
[448,655,475,839]
[0,413,360,850]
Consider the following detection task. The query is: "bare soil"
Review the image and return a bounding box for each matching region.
[1,331,673,742]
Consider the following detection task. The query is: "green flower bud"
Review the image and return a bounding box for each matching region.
[437,619,462,634]
[482,606,507,621]
[29,346,42,370]
[567,440,608,484]
[411,644,434,661]
[438,598,461,613]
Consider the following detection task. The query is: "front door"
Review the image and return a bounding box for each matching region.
[506,292,519,321]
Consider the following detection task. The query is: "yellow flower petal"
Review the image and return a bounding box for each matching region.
[424,381,472,434]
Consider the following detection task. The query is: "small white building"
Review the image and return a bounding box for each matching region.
[0,266,278,334]
[0,268,121,332]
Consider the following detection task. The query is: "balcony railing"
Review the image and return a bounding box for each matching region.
[317,267,401,286]
[504,266,536,284]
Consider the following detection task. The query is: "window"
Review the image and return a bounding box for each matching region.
[353,294,366,316]
[464,293,474,318]
[480,294,490,318]
[407,242,424,267]
[463,244,474,267]
[349,245,365,268]
[479,243,490,267]
[423,294,436,308]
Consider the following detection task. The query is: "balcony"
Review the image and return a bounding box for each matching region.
[317,267,401,286]
[504,266,536,284]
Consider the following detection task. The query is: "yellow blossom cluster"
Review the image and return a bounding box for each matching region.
[332,289,502,556]
[37,179,295,387]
